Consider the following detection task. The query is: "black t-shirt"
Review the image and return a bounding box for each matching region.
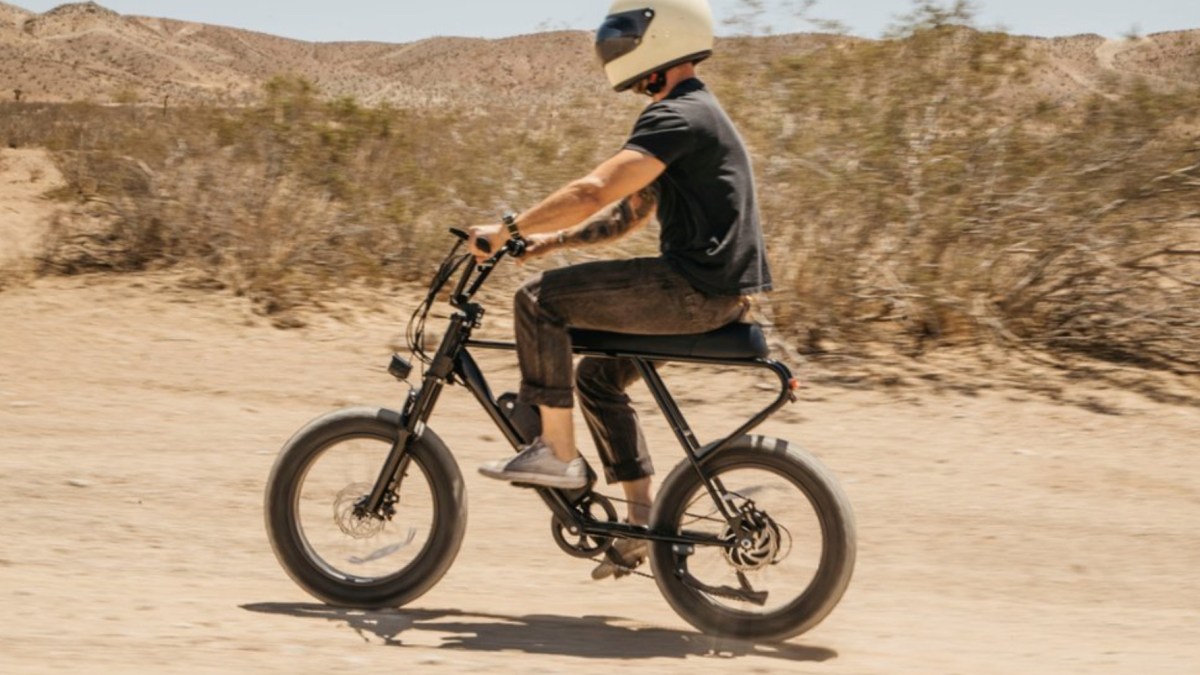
[623,78,773,297]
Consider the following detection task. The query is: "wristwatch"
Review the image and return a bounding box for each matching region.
[502,212,524,242]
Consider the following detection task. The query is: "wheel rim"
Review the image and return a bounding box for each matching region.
[671,461,825,616]
[292,434,438,584]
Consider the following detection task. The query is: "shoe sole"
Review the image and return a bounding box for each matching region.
[592,542,648,580]
[478,466,587,490]
[592,563,636,581]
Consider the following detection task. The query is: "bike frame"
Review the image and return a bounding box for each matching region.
[364,236,799,552]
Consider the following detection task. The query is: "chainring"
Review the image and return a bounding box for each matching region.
[551,493,619,559]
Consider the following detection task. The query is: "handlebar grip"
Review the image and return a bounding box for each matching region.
[448,227,525,257]
[449,227,494,254]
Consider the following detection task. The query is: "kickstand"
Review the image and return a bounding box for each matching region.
[675,559,769,606]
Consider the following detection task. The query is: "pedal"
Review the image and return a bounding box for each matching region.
[606,547,646,572]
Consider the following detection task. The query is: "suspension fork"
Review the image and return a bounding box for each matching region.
[361,313,470,516]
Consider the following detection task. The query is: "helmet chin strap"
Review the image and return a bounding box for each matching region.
[638,70,670,97]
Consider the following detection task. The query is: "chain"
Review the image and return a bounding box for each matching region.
[580,492,730,582]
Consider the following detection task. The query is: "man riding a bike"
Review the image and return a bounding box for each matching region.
[471,0,773,579]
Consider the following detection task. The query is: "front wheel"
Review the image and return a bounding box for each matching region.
[649,436,856,642]
[264,407,466,608]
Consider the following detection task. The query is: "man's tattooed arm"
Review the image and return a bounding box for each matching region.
[557,185,658,249]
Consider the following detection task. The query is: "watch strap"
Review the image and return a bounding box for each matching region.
[502,213,524,241]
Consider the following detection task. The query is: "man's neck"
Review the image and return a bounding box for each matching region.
[652,64,698,102]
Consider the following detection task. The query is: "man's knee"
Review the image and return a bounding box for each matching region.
[514,274,542,316]
[576,357,630,404]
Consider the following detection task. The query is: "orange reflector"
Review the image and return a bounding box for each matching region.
[789,378,801,390]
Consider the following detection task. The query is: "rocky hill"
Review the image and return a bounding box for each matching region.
[1,2,1197,108]
[0,1,617,106]
[0,1,29,24]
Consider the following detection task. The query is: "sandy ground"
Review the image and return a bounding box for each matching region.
[0,271,1197,675]
[1,155,1199,674]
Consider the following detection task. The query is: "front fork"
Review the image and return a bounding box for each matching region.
[360,313,470,517]
[358,389,420,518]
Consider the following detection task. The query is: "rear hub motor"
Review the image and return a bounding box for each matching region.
[721,513,782,572]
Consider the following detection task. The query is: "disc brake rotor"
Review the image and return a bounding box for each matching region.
[333,483,387,539]
[720,512,783,572]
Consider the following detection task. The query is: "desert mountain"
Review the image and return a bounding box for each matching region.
[1,2,1198,108]
[1,1,616,106]
[0,1,30,24]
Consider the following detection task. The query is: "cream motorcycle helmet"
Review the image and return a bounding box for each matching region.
[595,0,715,92]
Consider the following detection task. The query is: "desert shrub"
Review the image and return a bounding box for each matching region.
[3,78,620,313]
[3,9,1197,374]
[722,21,1199,373]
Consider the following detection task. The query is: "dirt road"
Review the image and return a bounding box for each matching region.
[0,271,1197,674]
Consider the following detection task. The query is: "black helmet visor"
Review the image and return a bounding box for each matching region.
[595,8,657,65]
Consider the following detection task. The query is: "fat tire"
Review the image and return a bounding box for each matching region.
[264,407,467,608]
[648,435,855,642]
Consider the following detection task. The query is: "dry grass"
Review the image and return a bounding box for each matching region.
[0,76,628,314]
[2,18,1198,382]
[715,26,1200,375]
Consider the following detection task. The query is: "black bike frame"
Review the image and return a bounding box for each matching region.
[364,239,798,549]
[466,340,797,534]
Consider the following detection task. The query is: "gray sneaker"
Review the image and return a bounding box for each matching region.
[591,537,649,580]
[478,438,588,490]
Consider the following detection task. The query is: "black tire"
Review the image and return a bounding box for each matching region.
[649,435,855,642]
[264,407,466,608]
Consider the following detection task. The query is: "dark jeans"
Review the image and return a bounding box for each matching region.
[515,257,747,484]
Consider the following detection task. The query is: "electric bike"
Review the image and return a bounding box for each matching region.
[264,229,856,642]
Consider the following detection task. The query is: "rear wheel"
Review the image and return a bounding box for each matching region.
[264,407,466,608]
[649,436,855,642]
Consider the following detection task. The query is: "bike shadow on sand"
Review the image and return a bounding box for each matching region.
[242,603,837,662]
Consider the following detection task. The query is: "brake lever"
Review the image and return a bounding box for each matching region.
[448,227,520,266]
